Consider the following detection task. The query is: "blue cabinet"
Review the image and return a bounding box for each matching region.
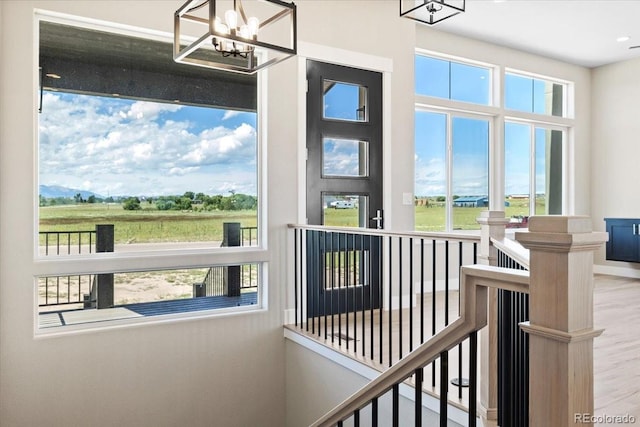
[605,218,640,262]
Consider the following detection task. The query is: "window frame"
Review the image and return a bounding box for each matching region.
[504,119,569,216]
[504,68,573,119]
[415,107,492,231]
[33,11,269,334]
[414,50,576,232]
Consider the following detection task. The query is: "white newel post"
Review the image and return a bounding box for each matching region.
[476,211,509,422]
[516,216,607,427]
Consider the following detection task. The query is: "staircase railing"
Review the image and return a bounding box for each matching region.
[294,215,606,427]
[310,264,529,426]
[492,236,530,427]
[288,224,480,385]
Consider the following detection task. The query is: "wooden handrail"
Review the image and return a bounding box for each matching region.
[309,265,529,427]
[491,236,530,269]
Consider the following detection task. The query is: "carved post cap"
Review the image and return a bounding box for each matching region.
[515,216,608,252]
[476,210,511,225]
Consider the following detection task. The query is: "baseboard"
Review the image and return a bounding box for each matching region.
[283,308,296,325]
[594,264,640,279]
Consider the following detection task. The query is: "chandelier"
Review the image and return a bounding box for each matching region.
[400,0,465,25]
[174,0,297,74]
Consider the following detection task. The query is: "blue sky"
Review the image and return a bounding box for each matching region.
[40,59,557,200]
[414,54,558,198]
[39,91,257,197]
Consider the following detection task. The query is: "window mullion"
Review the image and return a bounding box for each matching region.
[529,125,536,217]
[446,113,453,232]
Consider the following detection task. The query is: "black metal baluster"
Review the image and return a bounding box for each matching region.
[379,236,384,365]
[458,241,463,400]
[372,397,378,427]
[346,233,351,350]
[445,240,449,326]
[323,231,328,339]
[330,231,335,343]
[399,236,403,360]
[338,232,342,346]
[415,367,423,427]
[420,238,425,345]
[392,384,399,427]
[360,234,366,358]
[354,409,360,427]
[369,234,374,361]
[439,351,448,427]
[432,239,437,387]
[469,331,478,427]
[388,236,393,367]
[409,237,414,353]
[294,229,299,326]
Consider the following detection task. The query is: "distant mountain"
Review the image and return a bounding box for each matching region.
[39,185,104,200]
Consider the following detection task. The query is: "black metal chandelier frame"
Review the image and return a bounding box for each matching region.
[400,0,466,25]
[174,0,297,74]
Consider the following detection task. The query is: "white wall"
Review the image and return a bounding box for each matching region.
[0,1,598,425]
[591,57,640,274]
[0,2,289,426]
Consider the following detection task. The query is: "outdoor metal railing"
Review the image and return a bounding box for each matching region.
[241,226,258,247]
[199,263,259,297]
[38,225,113,308]
[38,274,96,307]
[195,223,259,297]
[289,224,480,413]
[39,229,97,256]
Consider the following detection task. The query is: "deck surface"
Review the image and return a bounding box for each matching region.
[39,292,258,328]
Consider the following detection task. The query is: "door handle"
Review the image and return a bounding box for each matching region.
[635,224,638,235]
[370,209,383,230]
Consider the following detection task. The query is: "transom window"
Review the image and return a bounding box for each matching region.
[415,53,492,105]
[505,71,567,117]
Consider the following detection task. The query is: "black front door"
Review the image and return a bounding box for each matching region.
[306,60,383,316]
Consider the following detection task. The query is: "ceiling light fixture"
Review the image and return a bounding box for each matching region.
[617,36,630,43]
[400,0,465,25]
[174,0,297,74]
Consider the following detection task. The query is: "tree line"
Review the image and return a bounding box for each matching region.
[39,191,257,211]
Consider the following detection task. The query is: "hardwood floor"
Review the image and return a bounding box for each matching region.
[287,274,640,425]
[593,275,640,425]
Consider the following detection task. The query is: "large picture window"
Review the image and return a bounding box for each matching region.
[414,52,571,231]
[36,18,265,330]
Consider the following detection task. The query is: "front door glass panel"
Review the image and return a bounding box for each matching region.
[322,194,368,228]
[323,80,368,122]
[322,138,369,177]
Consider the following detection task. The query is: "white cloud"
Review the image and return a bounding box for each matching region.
[39,92,257,196]
[222,110,240,120]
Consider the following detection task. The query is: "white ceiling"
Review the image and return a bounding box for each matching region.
[431,0,640,68]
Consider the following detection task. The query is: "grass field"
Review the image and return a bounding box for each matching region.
[324,198,544,232]
[39,203,257,244]
[39,198,544,245]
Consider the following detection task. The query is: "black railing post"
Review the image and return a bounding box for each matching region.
[223,222,241,297]
[95,224,114,309]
